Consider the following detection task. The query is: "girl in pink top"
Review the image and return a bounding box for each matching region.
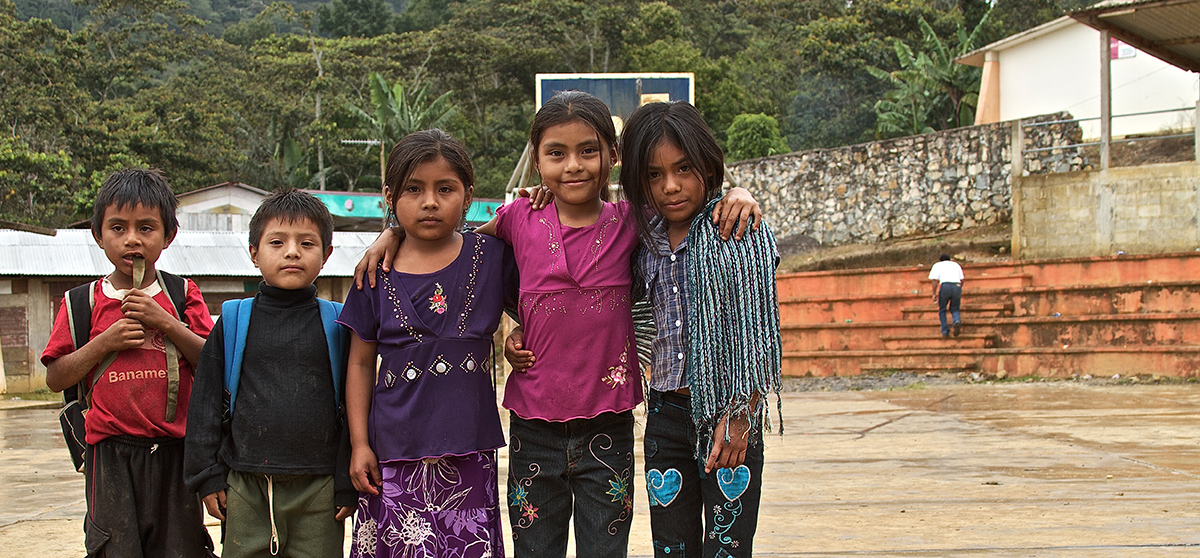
[356,91,760,558]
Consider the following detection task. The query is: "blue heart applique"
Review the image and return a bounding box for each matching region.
[716,465,750,501]
[646,468,682,507]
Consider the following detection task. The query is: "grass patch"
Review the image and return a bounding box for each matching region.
[2,388,60,401]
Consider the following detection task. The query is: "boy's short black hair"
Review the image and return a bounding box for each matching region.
[249,189,335,250]
[939,254,952,261]
[90,168,179,238]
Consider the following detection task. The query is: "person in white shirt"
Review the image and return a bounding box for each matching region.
[928,254,964,337]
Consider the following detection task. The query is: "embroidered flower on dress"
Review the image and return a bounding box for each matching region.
[428,283,447,314]
[354,517,378,556]
[398,509,435,546]
[602,368,627,388]
[601,340,631,389]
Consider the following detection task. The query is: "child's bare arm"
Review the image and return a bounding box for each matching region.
[45,318,144,392]
[712,187,764,241]
[346,336,381,495]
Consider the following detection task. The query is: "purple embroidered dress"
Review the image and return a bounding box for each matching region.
[493,199,644,420]
[338,232,517,558]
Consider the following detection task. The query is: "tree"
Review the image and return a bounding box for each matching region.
[726,113,790,161]
[868,14,986,139]
[317,0,394,38]
[347,71,456,184]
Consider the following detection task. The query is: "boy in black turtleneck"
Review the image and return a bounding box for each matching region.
[185,189,354,557]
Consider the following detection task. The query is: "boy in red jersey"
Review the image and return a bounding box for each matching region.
[42,168,215,557]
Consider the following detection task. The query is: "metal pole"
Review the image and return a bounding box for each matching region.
[1100,29,1111,171]
[1011,120,1025,259]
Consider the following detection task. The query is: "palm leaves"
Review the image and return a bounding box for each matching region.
[869,13,987,139]
[348,72,457,149]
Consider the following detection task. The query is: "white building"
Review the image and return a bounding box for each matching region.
[958,14,1198,139]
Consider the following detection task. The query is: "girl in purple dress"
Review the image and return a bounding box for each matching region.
[339,129,517,558]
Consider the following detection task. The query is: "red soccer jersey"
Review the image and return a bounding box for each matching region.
[42,278,214,443]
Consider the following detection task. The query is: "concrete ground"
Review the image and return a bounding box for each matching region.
[2,382,1199,557]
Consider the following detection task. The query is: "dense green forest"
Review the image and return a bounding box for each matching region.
[2,0,1093,228]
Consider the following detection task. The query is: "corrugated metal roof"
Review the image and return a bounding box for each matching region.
[0,229,382,278]
[1071,0,1200,73]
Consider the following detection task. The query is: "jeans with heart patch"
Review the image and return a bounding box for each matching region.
[644,389,763,558]
[507,410,635,558]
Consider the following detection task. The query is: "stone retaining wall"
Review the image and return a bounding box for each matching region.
[729,113,1083,246]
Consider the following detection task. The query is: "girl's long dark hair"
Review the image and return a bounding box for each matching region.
[620,101,725,243]
[529,90,617,201]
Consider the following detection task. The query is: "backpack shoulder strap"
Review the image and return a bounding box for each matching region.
[62,281,98,405]
[221,297,256,416]
[64,282,95,352]
[157,270,188,324]
[317,298,346,406]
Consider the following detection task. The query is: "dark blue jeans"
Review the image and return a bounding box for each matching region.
[938,282,962,335]
[507,410,635,558]
[644,390,763,558]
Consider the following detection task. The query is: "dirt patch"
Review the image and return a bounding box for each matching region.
[779,221,1011,273]
[1080,133,1196,168]
[780,371,1199,392]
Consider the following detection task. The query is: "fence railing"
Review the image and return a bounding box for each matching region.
[1020,105,1199,167]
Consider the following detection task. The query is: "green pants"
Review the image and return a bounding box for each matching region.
[223,470,344,558]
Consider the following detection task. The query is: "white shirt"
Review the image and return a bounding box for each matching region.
[928,260,964,284]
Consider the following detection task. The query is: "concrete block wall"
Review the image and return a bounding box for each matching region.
[1017,162,1200,259]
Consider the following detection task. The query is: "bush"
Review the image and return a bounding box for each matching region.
[726,113,790,162]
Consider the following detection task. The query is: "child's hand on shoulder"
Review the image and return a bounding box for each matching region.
[354,228,402,290]
[705,412,751,473]
[517,185,554,211]
[96,317,145,353]
[121,288,174,330]
[504,326,536,372]
[712,187,764,241]
[350,445,382,495]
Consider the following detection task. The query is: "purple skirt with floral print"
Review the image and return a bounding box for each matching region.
[350,451,505,558]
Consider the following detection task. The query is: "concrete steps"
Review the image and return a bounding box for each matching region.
[777,252,1200,378]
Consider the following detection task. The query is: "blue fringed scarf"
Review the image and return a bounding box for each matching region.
[685,198,783,454]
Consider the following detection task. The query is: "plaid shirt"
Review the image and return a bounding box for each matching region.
[635,218,690,392]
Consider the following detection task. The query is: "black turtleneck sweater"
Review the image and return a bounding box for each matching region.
[184,282,353,507]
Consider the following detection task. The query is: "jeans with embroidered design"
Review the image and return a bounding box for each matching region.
[644,390,763,558]
[507,410,634,558]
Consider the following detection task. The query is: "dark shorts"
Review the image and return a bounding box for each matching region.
[84,435,215,558]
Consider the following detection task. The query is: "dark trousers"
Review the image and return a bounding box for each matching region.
[507,411,635,558]
[644,390,763,558]
[938,282,962,334]
[84,436,215,558]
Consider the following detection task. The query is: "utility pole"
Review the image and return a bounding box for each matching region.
[341,139,385,187]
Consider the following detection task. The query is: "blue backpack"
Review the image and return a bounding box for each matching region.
[220,297,347,416]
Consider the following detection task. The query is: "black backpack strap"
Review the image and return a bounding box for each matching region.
[62,282,96,406]
[158,270,188,324]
